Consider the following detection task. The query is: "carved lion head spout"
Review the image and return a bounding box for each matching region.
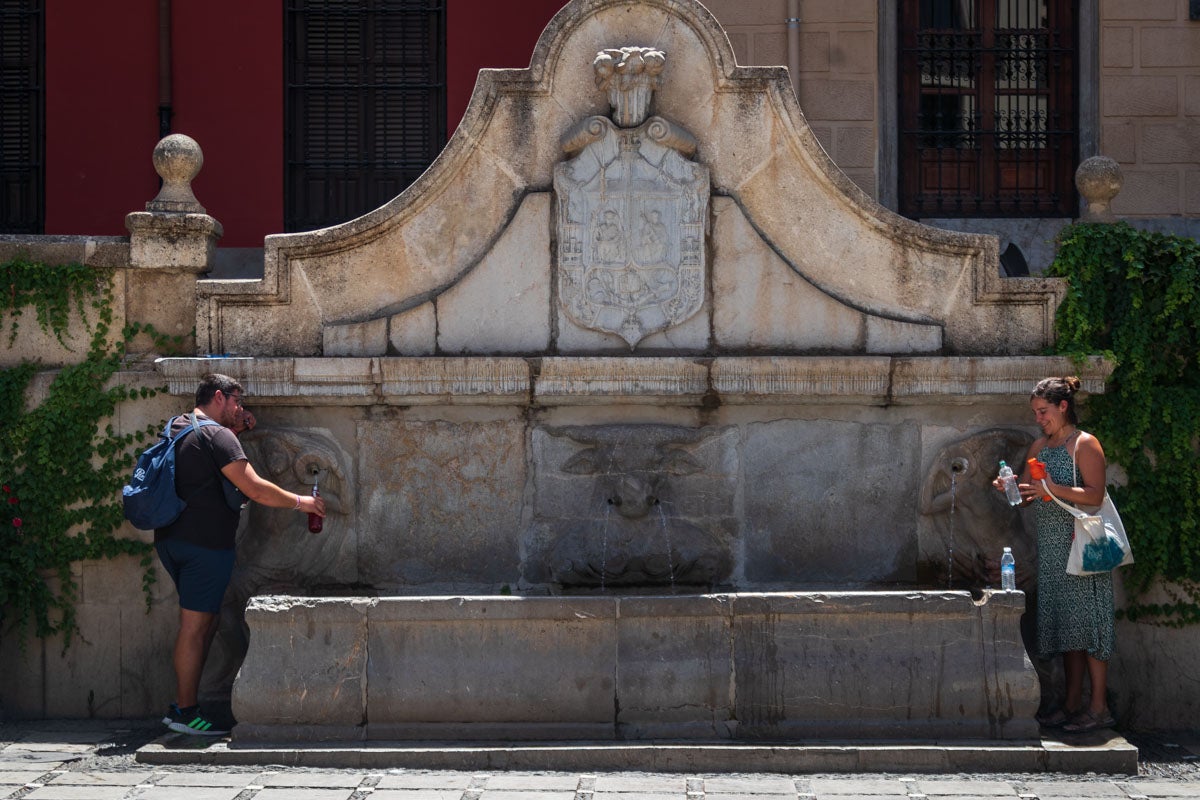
[536,424,736,589]
[593,46,666,127]
[919,428,1036,591]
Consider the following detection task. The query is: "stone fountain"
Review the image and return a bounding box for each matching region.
[152,0,1113,751]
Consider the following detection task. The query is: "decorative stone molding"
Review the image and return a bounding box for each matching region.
[711,357,893,403]
[891,356,1111,403]
[380,357,531,405]
[535,357,709,405]
[154,355,1112,406]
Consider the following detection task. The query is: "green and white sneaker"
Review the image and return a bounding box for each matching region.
[162,703,229,736]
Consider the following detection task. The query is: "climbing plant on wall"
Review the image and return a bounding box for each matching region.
[1049,222,1200,625]
[0,256,176,644]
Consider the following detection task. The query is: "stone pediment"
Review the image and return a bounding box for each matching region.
[195,0,1063,359]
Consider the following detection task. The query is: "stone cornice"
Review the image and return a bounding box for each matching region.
[154,356,1112,406]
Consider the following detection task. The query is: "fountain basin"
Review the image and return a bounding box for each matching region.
[231,590,1038,744]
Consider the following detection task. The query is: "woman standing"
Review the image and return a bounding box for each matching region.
[998,376,1116,733]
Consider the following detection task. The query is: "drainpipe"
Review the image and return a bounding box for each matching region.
[786,0,800,99]
[158,0,173,139]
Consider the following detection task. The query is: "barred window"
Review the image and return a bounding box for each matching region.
[285,0,446,233]
[899,0,1077,217]
[0,0,43,233]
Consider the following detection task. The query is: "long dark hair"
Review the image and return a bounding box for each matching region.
[1031,376,1081,424]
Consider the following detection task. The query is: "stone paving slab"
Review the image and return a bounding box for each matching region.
[135,788,244,800]
[46,771,153,786]
[915,778,1019,794]
[153,771,264,786]
[258,771,368,787]
[1023,781,1130,797]
[809,778,909,795]
[1117,784,1200,797]
[0,770,45,785]
[377,773,477,789]
[22,787,132,800]
[253,789,357,800]
[371,791,467,800]
[703,776,797,794]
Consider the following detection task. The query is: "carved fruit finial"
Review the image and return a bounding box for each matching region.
[593,46,666,128]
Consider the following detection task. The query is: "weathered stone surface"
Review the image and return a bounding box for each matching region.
[323,317,388,357]
[528,424,739,587]
[192,0,1060,358]
[380,357,530,405]
[731,591,1037,740]
[535,357,709,405]
[388,302,437,355]
[436,194,551,354]
[233,591,1038,742]
[366,596,617,738]
[741,419,921,584]
[126,212,221,270]
[711,198,918,352]
[356,419,526,586]
[616,595,735,737]
[232,596,371,731]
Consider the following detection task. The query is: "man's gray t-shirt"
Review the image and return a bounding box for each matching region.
[153,414,247,550]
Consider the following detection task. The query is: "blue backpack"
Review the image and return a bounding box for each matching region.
[122,415,239,530]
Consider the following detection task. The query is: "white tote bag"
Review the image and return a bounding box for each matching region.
[1044,434,1133,576]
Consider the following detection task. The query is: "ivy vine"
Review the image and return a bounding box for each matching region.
[1,256,181,645]
[1048,222,1200,625]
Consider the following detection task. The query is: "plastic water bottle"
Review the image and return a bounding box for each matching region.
[998,461,1022,506]
[1000,547,1016,591]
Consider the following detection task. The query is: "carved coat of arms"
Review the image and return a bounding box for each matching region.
[554,47,710,347]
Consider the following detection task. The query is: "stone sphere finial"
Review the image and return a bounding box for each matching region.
[1075,155,1123,222]
[147,133,206,213]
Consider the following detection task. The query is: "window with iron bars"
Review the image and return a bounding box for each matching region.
[899,0,1078,218]
[0,0,44,234]
[285,0,446,233]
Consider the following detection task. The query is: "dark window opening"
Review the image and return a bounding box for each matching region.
[285,0,446,233]
[900,0,1077,218]
[0,0,44,234]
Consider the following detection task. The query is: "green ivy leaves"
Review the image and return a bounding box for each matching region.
[1049,223,1200,625]
[1,258,177,646]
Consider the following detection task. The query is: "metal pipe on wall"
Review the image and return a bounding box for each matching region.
[786,0,800,99]
[158,0,173,139]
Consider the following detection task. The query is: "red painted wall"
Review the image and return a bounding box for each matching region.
[45,0,159,237]
[45,2,281,246]
[172,2,282,247]
[446,1,567,135]
[43,2,558,245]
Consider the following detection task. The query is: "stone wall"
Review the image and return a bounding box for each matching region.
[1100,0,1200,217]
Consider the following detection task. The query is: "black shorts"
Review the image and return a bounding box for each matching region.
[155,539,236,614]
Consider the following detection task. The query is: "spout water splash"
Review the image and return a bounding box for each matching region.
[656,502,676,592]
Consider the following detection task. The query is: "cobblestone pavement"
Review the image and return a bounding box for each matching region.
[1,721,1198,800]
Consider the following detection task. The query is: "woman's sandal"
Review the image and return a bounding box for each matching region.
[1062,709,1116,733]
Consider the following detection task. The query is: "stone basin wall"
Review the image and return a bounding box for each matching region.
[231,591,1039,743]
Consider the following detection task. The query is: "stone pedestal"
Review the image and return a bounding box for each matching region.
[123,134,223,353]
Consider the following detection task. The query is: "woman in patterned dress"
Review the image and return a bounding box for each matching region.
[996,376,1116,733]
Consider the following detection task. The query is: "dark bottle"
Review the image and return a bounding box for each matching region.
[308,483,323,533]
